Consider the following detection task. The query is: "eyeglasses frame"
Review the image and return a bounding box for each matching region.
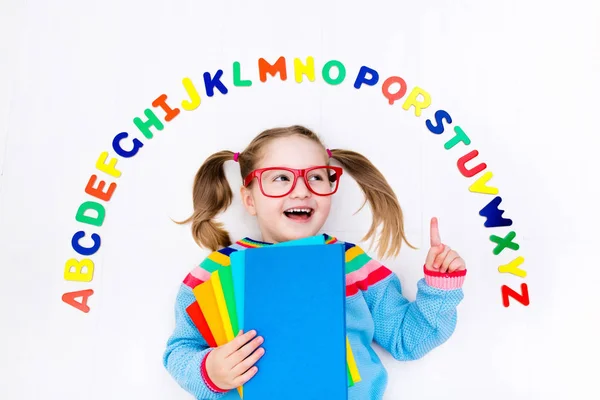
[242,165,343,198]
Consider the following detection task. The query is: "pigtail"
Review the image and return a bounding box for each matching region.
[329,149,416,259]
[176,150,236,251]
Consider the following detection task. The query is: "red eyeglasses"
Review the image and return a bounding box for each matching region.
[243,166,343,198]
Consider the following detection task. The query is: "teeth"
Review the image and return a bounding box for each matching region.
[286,208,312,213]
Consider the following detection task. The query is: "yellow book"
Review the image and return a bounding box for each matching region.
[346,336,361,384]
[193,280,227,346]
[195,275,243,398]
[211,270,235,342]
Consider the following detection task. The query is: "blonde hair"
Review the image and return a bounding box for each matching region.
[176,125,416,259]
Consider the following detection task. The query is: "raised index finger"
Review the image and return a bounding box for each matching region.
[430,217,442,247]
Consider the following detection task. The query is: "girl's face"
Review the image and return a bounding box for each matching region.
[240,135,332,244]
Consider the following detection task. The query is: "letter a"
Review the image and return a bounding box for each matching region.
[62,289,94,313]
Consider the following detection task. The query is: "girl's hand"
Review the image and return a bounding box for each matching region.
[425,217,466,273]
[205,330,265,390]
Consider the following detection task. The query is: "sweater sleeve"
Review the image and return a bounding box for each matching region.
[162,284,229,399]
[356,247,466,361]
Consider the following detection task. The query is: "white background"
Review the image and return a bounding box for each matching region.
[1,0,599,399]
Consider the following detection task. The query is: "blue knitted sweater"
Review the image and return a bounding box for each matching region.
[163,234,466,400]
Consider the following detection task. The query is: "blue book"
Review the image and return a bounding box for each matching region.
[243,243,348,400]
[230,235,326,331]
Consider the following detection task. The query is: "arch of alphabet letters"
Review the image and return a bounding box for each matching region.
[60,56,529,314]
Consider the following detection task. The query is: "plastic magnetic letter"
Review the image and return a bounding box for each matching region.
[444,126,471,150]
[233,62,252,87]
[501,283,530,307]
[71,231,101,256]
[96,151,121,178]
[457,149,487,178]
[498,256,526,278]
[181,77,201,110]
[62,289,94,313]
[381,76,407,105]
[152,94,180,122]
[354,66,379,89]
[490,231,520,255]
[469,171,499,195]
[426,110,453,134]
[64,258,95,282]
[203,70,229,97]
[294,56,315,83]
[401,86,431,117]
[133,108,164,139]
[112,132,144,158]
[85,175,116,202]
[479,196,513,228]
[259,57,288,82]
[322,60,346,85]
[75,201,106,227]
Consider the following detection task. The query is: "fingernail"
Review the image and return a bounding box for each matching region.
[250,330,256,336]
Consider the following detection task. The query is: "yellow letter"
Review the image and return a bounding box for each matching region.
[96,151,121,178]
[294,56,315,83]
[469,171,498,195]
[498,256,526,278]
[181,77,201,110]
[402,86,431,117]
[64,258,95,282]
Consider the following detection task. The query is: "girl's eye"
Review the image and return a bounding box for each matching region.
[273,175,291,182]
[308,173,325,181]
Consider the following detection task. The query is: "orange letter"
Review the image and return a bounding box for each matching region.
[152,94,180,122]
[259,57,287,82]
[62,289,94,313]
[85,174,116,202]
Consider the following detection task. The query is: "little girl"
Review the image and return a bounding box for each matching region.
[163,125,467,400]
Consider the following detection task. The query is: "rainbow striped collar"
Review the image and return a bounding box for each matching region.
[236,233,336,249]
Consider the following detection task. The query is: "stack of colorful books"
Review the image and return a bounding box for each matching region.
[186,235,361,400]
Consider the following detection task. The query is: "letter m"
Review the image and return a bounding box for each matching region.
[259,57,287,82]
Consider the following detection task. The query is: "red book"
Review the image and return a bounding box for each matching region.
[186,301,217,348]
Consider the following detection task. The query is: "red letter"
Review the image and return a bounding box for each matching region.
[501,283,530,307]
[381,76,407,105]
[62,289,94,313]
[457,149,487,178]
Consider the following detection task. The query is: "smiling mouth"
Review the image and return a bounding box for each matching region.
[283,207,314,221]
